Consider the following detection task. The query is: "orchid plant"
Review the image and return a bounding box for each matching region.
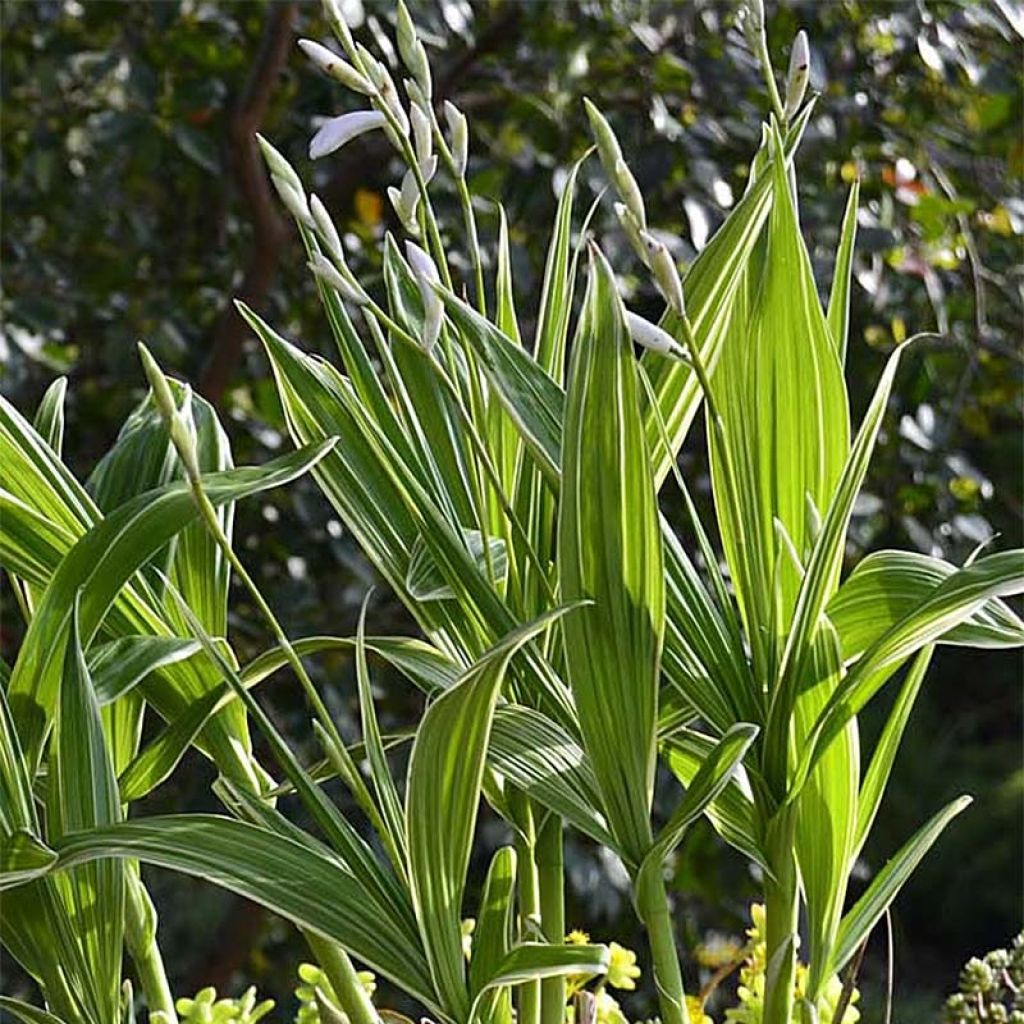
[1,3,1022,1024]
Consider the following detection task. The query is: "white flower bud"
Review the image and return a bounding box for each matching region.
[309,194,342,261]
[745,0,765,35]
[308,253,368,305]
[365,58,409,136]
[641,231,685,317]
[298,39,374,94]
[614,157,646,228]
[615,203,648,265]
[784,30,810,120]
[271,174,315,228]
[256,134,301,192]
[404,78,429,111]
[583,98,623,178]
[626,312,689,360]
[395,1,432,97]
[137,343,201,482]
[410,103,432,164]
[405,240,443,351]
[309,110,387,160]
[444,101,469,178]
[388,185,419,235]
[419,154,438,185]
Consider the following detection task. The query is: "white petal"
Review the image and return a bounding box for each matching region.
[626,311,686,359]
[309,110,386,160]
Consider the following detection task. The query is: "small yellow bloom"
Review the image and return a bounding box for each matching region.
[606,942,641,991]
[686,995,714,1024]
[594,991,628,1024]
[566,928,592,945]
[461,918,475,960]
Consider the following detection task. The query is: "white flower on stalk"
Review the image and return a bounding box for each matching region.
[444,101,468,178]
[614,157,646,227]
[395,0,432,98]
[297,39,373,94]
[308,252,368,305]
[309,110,387,160]
[256,133,302,192]
[405,240,443,351]
[784,30,810,120]
[625,312,689,361]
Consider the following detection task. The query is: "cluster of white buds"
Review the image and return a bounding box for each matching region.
[405,241,443,351]
[137,344,201,483]
[410,103,432,164]
[444,101,469,178]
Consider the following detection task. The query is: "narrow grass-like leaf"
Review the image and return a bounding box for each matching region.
[32,378,67,459]
[827,181,860,364]
[0,997,69,1024]
[853,646,933,858]
[830,796,972,976]
[469,846,516,1004]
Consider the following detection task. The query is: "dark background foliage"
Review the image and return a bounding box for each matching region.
[2,1,1021,1020]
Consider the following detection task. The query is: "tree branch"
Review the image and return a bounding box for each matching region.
[199,2,297,403]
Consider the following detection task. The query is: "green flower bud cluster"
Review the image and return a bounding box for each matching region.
[294,962,377,1024]
[944,932,1024,1024]
[174,987,273,1024]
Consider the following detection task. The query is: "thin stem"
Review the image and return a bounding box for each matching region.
[511,790,541,1024]
[753,25,786,125]
[457,175,487,316]
[125,871,177,1023]
[185,482,395,867]
[762,808,799,1024]
[537,812,567,1024]
[306,931,380,1024]
[637,877,690,1024]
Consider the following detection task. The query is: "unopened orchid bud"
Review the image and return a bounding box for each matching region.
[404,77,429,112]
[388,185,418,235]
[365,58,409,135]
[419,154,438,185]
[641,231,685,316]
[745,0,765,36]
[613,157,646,227]
[271,174,315,228]
[583,98,623,179]
[444,101,469,177]
[256,134,301,192]
[405,240,443,351]
[309,194,342,261]
[410,103,432,163]
[626,312,689,360]
[784,30,810,120]
[309,110,387,160]
[137,343,201,482]
[308,253,368,305]
[298,39,374,94]
[615,202,648,265]
[395,1,432,98]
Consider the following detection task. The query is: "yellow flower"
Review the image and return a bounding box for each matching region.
[461,918,475,960]
[594,991,628,1024]
[566,929,592,945]
[607,942,641,991]
[686,995,714,1024]
[696,935,744,969]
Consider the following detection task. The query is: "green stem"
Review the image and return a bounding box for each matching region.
[306,932,380,1024]
[753,25,786,125]
[125,870,177,1022]
[537,812,566,1024]
[511,791,541,1024]
[637,880,690,1024]
[762,808,799,1024]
